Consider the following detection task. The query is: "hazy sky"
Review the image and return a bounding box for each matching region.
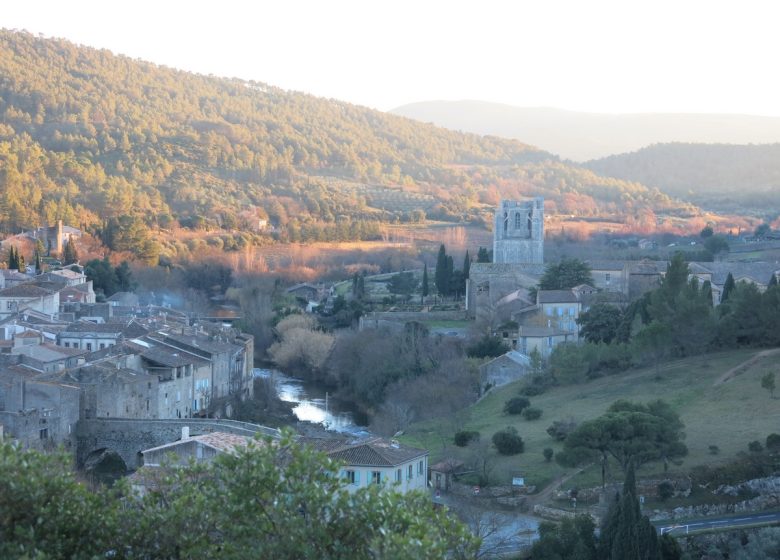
[4,0,780,115]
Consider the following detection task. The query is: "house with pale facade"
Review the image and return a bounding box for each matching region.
[302,437,429,495]
[0,284,60,320]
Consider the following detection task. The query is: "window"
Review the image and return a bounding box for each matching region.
[606,273,611,284]
[418,460,424,475]
[396,469,402,483]
[408,465,413,480]
[6,302,13,310]
[547,337,553,348]
[343,470,356,484]
[73,343,79,349]
[63,342,70,348]
[514,212,523,229]
[86,343,92,351]
[39,428,48,439]
[371,471,382,485]
[99,343,106,350]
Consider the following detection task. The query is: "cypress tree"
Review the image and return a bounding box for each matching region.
[463,250,470,279]
[721,272,736,303]
[421,263,429,303]
[445,255,454,297]
[598,462,660,560]
[63,239,78,265]
[16,250,25,272]
[434,244,447,296]
[769,273,778,287]
[7,246,17,270]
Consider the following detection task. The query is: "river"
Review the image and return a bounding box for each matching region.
[254,368,370,435]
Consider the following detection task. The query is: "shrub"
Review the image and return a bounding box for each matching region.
[767,433,780,452]
[492,427,524,455]
[546,418,578,441]
[658,481,674,501]
[503,397,531,415]
[709,445,720,455]
[543,448,554,462]
[454,430,480,447]
[519,384,545,397]
[748,440,764,453]
[523,407,543,421]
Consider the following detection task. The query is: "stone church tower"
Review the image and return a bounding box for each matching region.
[493,198,544,264]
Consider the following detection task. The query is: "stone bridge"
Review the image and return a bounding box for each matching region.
[75,417,281,471]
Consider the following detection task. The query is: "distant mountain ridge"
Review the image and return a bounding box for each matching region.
[391,100,780,161]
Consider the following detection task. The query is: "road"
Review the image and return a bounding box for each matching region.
[655,511,780,536]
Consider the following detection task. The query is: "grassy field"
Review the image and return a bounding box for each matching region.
[400,348,780,492]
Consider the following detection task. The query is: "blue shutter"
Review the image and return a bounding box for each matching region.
[355,470,360,484]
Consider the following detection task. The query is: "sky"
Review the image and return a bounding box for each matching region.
[4,0,780,115]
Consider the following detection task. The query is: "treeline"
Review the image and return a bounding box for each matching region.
[550,254,780,383]
[0,434,476,560]
[0,30,697,256]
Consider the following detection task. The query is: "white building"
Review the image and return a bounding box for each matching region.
[303,437,429,494]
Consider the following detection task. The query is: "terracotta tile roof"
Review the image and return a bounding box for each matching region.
[0,284,55,298]
[301,437,427,467]
[537,290,579,303]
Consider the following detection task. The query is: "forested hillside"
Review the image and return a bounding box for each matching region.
[1,30,695,254]
[586,143,780,215]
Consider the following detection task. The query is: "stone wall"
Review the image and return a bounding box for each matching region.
[75,418,280,471]
[359,310,467,331]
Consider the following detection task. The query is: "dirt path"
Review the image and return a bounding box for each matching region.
[526,466,589,508]
[714,348,780,386]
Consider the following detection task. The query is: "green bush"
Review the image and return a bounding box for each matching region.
[492,427,524,455]
[522,407,543,421]
[454,430,480,447]
[503,397,531,415]
[748,440,764,453]
[543,448,554,462]
[519,384,545,396]
[767,433,780,452]
[658,481,674,501]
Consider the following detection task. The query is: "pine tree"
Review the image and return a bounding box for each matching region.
[721,272,736,303]
[769,273,778,287]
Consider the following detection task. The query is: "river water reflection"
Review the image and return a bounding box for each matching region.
[254,368,369,435]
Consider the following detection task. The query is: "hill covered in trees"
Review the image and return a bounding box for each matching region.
[392,100,780,161]
[1,30,701,256]
[585,143,780,215]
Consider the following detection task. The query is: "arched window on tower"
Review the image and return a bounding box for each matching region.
[514,212,523,230]
[504,212,509,233]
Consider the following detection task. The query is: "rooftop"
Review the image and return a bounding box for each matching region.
[301,437,427,467]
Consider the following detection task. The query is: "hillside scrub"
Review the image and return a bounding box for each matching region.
[0,30,709,261]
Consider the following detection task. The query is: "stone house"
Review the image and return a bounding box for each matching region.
[480,350,530,388]
[0,284,60,320]
[516,326,574,359]
[140,428,251,467]
[56,320,147,352]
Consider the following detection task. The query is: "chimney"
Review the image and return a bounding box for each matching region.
[181,426,190,440]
